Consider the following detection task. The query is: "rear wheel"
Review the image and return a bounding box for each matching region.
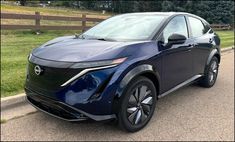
[199,56,219,87]
[118,76,157,132]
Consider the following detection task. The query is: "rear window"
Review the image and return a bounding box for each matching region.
[188,17,206,38]
[204,23,213,33]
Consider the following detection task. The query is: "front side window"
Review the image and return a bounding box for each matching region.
[161,16,188,43]
[188,17,205,37]
[82,14,167,41]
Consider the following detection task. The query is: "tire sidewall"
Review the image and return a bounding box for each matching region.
[118,76,157,132]
[205,57,219,87]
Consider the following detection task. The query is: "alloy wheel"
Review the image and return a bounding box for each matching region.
[126,85,153,125]
[209,60,218,83]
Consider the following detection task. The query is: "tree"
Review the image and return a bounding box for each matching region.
[26,0,233,25]
[19,0,26,6]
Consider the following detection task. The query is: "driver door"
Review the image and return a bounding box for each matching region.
[159,16,194,93]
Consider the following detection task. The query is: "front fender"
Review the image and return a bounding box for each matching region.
[117,64,159,97]
[111,64,160,114]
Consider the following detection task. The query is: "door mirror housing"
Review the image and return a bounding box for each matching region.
[168,34,186,44]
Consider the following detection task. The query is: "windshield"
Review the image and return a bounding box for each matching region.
[81,14,166,41]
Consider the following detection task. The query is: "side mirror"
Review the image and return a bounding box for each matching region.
[168,34,186,44]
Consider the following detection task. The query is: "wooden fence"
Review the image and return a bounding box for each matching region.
[1,12,107,31]
[1,12,232,31]
[210,24,232,30]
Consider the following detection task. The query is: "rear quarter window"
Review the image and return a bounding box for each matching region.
[206,24,214,34]
[188,17,206,38]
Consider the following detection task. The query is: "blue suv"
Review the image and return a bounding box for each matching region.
[25,12,220,132]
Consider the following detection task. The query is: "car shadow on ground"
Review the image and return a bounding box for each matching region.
[33,83,204,132]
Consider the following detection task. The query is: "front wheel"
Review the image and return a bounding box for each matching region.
[199,56,219,88]
[118,76,157,132]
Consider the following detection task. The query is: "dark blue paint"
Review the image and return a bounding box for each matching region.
[25,12,221,120]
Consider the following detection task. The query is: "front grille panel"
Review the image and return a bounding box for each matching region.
[27,62,82,92]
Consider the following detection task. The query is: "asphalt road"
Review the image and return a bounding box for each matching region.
[1,51,234,141]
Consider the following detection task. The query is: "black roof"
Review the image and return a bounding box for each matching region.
[122,12,209,24]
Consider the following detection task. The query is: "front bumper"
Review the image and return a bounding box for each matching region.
[26,89,116,121]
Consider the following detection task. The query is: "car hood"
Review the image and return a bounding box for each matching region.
[32,36,127,62]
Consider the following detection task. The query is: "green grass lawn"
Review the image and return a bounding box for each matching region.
[216,30,234,48]
[1,30,81,97]
[0,3,234,98]
[0,4,111,97]
[1,4,109,27]
[1,30,234,98]
[1,4,111,16]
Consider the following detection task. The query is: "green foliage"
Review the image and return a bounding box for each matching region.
[13,0,234,25]
[46,0,234,25]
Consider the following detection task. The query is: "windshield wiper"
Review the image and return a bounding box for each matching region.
[74,33,85,39]
[97,38,107,41]
[76,34,116,41]
[95,37,116,41]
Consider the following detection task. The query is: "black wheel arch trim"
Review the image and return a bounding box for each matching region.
[206,48,220,65]
[203,48,220,76]
[119,64,160,97]
[112,64,160,113]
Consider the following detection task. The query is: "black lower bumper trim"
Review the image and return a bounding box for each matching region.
[27,95,88,121]
[25,88,116,121]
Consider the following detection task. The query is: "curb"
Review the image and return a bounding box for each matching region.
[1,93,26,110]
[1,93,37,121]
[221,46,234,52]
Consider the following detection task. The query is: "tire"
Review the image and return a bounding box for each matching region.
[199,56,219,88]
[117,76,157,132]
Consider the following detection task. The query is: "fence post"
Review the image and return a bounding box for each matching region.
[35,12,40,32]
[82,14,86,32]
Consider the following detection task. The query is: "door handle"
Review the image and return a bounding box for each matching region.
[188,43,198,47]
[186,43,196,51]
[187,44,194,49]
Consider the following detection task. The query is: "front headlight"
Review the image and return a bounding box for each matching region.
[70,57,127,69]
[61,57,127,87]
[28,53,32,61]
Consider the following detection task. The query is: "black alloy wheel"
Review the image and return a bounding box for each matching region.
[199,56,219,87]
[127,85,153,125]
[118,76,157,132]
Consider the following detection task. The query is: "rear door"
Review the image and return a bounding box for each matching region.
[187,16,214,75]
[158,16,194,93]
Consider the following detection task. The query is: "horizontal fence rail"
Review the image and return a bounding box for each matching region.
[1,12,232,31]
[210,24,232,30]
[1,12,107,31]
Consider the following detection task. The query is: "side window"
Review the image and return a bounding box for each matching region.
[188,17,205,37]
[161,16,188,43]
[203,22,213,34]
[203,23,211,33]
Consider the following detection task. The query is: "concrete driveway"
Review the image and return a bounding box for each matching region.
[1,51,234,141]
